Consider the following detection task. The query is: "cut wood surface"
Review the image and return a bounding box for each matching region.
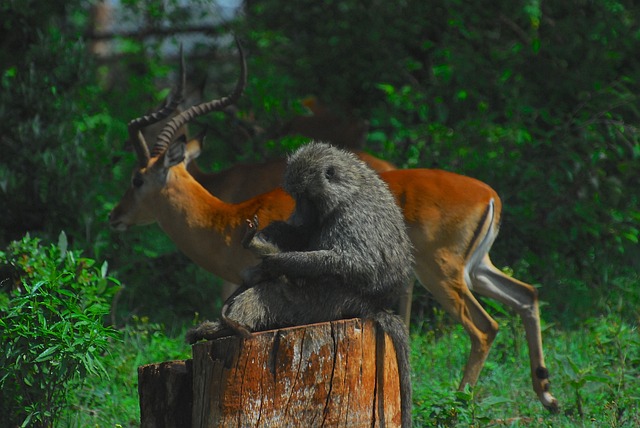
[192,317,401,428]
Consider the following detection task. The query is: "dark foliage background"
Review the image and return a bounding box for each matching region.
[1,0,638,327]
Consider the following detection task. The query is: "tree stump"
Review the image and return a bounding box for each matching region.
[192,318,401,427]
[138,359,193,428]
[138,318,402,427]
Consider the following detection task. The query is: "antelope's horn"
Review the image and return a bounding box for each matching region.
[128,44,186,167]
[151,39,247,157]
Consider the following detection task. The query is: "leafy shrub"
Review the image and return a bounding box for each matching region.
[0,2,131,263]
[0,232,120,427]
[61,316,191,427]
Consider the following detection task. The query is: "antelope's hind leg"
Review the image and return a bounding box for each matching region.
[415,263,499,390]
[470,255,559,412]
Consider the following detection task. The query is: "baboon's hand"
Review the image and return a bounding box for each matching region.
[241,215,260,249]
[243,215,282,257]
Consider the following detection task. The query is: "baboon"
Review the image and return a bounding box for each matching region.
[188,142,413,427]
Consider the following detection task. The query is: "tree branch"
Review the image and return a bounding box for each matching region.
[85,24,227,41]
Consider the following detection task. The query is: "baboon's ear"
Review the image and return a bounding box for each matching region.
[324,165,336,180]
[164,135,187,168]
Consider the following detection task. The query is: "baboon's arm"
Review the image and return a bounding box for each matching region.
[261,249,344,278]
[243,215,312,256]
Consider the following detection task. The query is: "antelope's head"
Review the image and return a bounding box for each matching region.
[109,41,247,231]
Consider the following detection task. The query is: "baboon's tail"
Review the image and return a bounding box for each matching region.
[375,311,412,428]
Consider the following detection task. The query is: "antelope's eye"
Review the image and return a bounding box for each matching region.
[132,173,144,188]
[324,166,336,180]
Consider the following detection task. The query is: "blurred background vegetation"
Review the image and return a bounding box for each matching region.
[1,0,639,426]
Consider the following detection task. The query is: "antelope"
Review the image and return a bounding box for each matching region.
[129,58,394,205]
[126,44,396,302]
[109,43,559,412]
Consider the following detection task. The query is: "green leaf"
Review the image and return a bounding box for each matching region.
[480,396,513,407]
[35,345,60,363]
[29,280,46,295]
[375,83,396,95]
[57,231,68,260]
[100,260,109,278]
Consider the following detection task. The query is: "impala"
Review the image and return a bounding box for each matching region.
[121,42,396,300]
[109,43,558,412]
[126,44,396,302]
[131,49,394,205]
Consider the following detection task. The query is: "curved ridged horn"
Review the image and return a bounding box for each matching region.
[128,44,186,167]
[150,39,247,158]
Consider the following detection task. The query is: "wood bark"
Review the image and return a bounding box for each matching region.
[138,318,402,427]
[191,318,401,428]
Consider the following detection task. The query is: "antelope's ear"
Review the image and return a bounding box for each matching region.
[164,135,187,168]
[184,135,203,165]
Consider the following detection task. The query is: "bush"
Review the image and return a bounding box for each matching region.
[0,232,120,427]
[60,316,192,427]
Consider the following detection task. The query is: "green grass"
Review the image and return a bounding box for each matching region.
[59,318,191,427]
[58,312,639,427]
[411,312,640,427]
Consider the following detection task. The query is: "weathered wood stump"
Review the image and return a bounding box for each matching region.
[138,359,193,427]
[139,318,401,428]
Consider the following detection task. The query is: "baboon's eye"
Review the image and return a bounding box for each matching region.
[324,166,336,180]
[132,173,144,188]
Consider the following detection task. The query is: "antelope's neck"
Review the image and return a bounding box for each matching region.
[155,168,253,283]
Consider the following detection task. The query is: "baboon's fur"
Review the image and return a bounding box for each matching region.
[187,142,413,427]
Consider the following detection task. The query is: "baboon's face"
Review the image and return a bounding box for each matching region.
[284,143,365,218]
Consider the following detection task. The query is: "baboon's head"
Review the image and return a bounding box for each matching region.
[284,142,373,218]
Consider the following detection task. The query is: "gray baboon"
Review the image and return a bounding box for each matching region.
[188,142,413,427]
